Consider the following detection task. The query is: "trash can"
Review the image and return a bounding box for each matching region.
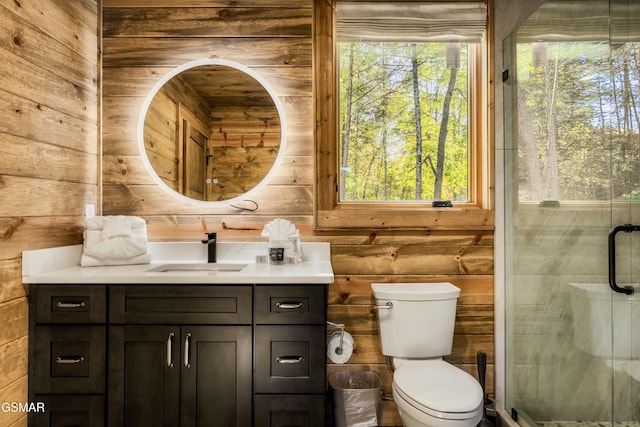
[328,371,382,427]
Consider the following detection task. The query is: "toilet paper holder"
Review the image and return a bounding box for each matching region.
[327,321,348,355]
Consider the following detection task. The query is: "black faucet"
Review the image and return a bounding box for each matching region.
[201,232,217,263]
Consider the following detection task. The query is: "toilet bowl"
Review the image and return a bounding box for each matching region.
[371,283,484,427]
[391,360,483,427]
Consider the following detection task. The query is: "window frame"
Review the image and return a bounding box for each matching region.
[314,0,494,230]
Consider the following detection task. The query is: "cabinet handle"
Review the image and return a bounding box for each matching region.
[184,333,192,368]
[55,355,85,364]
[276,355,303,364]
[167,333,174,368]
[276,301,304,309]
[55,301,86,309]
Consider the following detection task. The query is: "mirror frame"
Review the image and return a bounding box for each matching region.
[137,58,288,207]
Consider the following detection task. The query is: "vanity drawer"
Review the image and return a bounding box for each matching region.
[254,285,326,324]
[254,395,325,427]
[32,395,104,427]
[254,325,326,394]
[33,326,105,394]
[109,285,252,324]
[34,285,106,324]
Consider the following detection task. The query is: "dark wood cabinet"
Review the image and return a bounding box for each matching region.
[29,285,107,427]
[108,285,253,427]
[29,283,326,427]
[108,325,251,427]
[107,325,180,427]
[254,285,327,427]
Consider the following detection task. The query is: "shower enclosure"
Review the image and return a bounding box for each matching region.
[503,0,640,424]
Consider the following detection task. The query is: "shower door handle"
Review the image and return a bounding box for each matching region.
[608,224,638,295]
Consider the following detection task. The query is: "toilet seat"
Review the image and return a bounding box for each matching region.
[393,360,483,420]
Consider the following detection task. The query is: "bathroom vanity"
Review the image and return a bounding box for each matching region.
[23,242,333,427]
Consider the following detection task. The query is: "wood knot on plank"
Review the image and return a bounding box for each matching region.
[2,217,25,240]
[339,292,349,303]
[366,232,377,244]
[11,34,22,47]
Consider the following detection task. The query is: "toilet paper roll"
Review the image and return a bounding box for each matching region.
[327,331,354,364]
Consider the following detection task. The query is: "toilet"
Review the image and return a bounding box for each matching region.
[371,282,484,427]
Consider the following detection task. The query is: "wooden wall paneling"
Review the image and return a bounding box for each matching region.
[102,37,313,67]
[140,215,315,240]
[0,376,28,426]
[0,53,97,123]
[0,217,85,260]
[102,65,312,98]
[102,7,312,38]
[0,177,97,217]
[101,2,495,426]
[103,0,311,7]
[0,5,96,92]
[0,1,99,421]
[2,0,97,60]
[0,134,98,184]
[144,88,179,188]
[102,185,314,216]
[0,89,97,154]
[102,1,315,216]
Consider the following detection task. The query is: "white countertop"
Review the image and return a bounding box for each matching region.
[22,242,334,285]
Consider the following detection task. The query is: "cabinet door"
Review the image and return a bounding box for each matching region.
[180,326,252,427]
[108,326,180,427]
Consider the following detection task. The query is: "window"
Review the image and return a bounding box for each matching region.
[314,0,493,228]
[338,41,472,203]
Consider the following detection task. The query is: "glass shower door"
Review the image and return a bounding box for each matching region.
[609,0,640,423]
[503,0,640,424]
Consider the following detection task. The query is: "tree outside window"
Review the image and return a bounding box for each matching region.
[338,42,471,203]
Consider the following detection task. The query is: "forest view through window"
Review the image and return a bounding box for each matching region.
[338,42,472,203]
[516,40,640,202]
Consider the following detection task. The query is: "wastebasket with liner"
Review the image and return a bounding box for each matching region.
[328,371,382,427]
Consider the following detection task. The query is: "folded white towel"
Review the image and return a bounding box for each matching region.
[101,218,132,239]
[261,218,302,263]
[81,216,151,267]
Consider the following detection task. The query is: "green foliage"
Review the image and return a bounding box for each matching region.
[515,41,640,202]
[338,42,469,202]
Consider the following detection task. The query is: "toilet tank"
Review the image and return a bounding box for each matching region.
[372,283,460,358]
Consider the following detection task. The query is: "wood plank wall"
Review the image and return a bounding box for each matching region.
[101,1,494,425]
[0,0,99,425]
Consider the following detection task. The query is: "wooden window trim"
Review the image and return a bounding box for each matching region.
[313,0,494,230]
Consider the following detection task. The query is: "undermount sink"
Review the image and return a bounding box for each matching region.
[146,263,249,273]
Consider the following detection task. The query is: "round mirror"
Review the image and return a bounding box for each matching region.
[138,58,286,206]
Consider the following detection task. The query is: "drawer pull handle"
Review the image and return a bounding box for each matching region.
[184,333,192,368]
[276,301,304,309]
[56,301,86,309]
[167,333,174,368]
[55,356,85,364]
[276,356,303,364]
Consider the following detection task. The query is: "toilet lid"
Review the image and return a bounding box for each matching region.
[393,360,483,414]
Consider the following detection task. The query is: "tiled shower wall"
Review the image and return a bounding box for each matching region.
[508,204,640,421]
